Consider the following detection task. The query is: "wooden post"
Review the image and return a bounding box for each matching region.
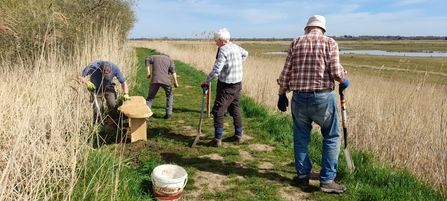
[118,96,153,142]
[129,118,147,142]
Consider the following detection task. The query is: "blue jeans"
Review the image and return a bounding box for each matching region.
[291,91,341,182]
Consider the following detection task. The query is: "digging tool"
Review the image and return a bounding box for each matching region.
[191,87,208,148]
[339,86,355,173]
[89,90,103,125]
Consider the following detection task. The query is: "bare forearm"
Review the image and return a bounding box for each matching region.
[171,73,178,87]
[121,82,129,94]
[172,73,178,83]
[78,75,88,84]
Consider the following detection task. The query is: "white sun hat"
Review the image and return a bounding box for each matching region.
[305,15,326,32]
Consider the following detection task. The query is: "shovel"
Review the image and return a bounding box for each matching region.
[339,86,355,173]
[191,87,208,148]
[89,90,103,125]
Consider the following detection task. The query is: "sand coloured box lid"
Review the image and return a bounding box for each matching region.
[118,96,153,118]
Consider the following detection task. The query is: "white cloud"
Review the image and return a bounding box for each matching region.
[325,9,446,36]
[395,0,428,6]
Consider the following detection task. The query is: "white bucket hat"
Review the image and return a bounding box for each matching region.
[305,15,326,32]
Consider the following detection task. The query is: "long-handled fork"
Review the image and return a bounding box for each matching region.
[89,90,103,125]
[339,86,355,173]
[191,87,208,148]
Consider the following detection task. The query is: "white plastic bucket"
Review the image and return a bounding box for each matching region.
[151,164,188,201]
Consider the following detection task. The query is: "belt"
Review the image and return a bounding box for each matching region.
[293,89,333,94]
[218,80,241,85]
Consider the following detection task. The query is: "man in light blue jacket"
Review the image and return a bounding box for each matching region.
[79,60,130,128]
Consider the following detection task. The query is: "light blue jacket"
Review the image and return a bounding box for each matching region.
[81,60,126,91]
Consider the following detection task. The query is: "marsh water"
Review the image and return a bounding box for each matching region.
[264,50,447,57]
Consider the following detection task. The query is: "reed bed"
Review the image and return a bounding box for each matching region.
[128,40,285,108]
[0,27,136,200]
[128,39,446,193]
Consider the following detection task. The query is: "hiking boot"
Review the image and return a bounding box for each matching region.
[207,138,221,147]
[164,114,172,119]
[320,181,347,194]
[223,135,242,142]
[106,118,116,130]
[105,124,116,130]
[293,176,309,189]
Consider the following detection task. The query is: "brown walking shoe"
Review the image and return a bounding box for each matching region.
[319,181,347,194]
[207,138,222,147]
[223,135,242,142]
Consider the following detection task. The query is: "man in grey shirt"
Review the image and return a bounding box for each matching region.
[145,55,179,119]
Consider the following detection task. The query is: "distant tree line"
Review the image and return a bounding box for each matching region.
[130,35,447,41]
[331,35,447,41]
[0,0,137,60]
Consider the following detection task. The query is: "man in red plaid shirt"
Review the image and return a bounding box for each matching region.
[277,15,350,194]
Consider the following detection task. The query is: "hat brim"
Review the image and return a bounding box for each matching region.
[305,24,326,32]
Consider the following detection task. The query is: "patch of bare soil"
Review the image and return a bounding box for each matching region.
[118,128,313,201]
[279,186,313,201]
[183,171,232,200]
[238,150,253,160]
[248,143,275,152]
[199,153,223,161]
[258,162,275,172]
[120,140,161,156]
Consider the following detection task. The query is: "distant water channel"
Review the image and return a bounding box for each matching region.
[264,50,447,57]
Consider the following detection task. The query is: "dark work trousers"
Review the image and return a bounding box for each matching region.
[93,86,118,124]
[212,80,243,129]
[145,83,174,115]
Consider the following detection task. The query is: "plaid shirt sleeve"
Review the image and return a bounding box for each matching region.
[277,41,296,91]
[205,52,224,83]
[327,38,346,83]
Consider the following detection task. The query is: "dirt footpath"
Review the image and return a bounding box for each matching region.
[120,128,315,201]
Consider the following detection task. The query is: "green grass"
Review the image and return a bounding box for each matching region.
[72,148,153,200]
[338,40,447,52]
[75,47,445,201]
[341,53,447,85]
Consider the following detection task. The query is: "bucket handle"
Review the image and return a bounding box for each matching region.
[151,177,188,189]
[182,177,188,188]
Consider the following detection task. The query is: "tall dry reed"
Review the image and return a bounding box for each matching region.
[0,26,136,200]
[129,39,446,193]
[127,40,284,107]
[347,74,446,190]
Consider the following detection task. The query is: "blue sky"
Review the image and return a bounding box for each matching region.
[128,0,447,39]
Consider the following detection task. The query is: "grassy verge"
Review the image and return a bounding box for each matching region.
[77,47,445,201]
